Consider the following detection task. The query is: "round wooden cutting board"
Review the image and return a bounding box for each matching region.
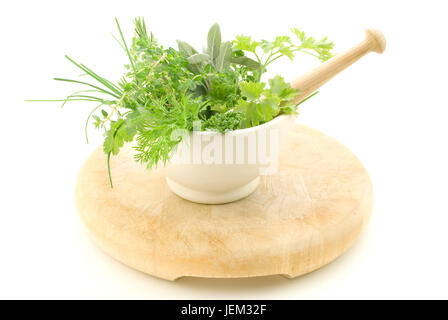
[75,124,373,280]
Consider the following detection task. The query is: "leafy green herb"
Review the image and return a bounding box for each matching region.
[133,93,204,168]
[234,76,299,127]
[233,29,334,81]
[203,111,242,133]
[206,70,240,111]
[30,18,334,187]
[179,24,260,75]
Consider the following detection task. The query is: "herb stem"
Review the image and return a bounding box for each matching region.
[107,152,113,188]
[54,78,121,99]
[85,103,104,143]
[115,18,137,77]
[64,56,123,96]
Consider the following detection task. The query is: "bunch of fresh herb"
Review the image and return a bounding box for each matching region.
[31,18,334,186]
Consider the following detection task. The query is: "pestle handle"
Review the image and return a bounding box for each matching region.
[291,29,386,104]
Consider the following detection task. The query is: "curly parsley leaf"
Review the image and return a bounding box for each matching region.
[203,111,242,133]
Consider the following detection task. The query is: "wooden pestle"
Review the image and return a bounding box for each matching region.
[291,29,386,104]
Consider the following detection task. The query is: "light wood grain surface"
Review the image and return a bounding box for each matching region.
[75,124,373,280]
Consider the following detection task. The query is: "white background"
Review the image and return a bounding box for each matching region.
[1,0,447,299]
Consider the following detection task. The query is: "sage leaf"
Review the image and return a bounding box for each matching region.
[216,41,232,71]
[187,53,210,65]
[230,56,261,69]
[207,23,221,63]
[177,40,198,57]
